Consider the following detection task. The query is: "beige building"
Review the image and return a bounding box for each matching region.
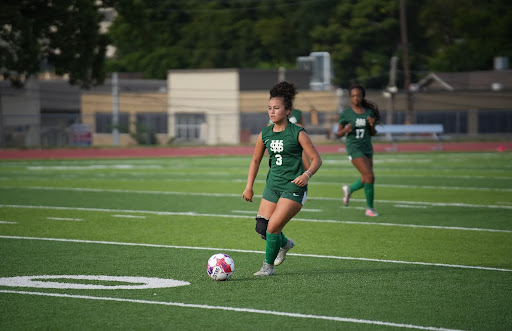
[82,92,167,146]
[168,69,240,145]
[77,68,512,147]
[167,69,339,145]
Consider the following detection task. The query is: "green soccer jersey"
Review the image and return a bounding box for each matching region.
[338,108,375,155]
[261,122,306,192]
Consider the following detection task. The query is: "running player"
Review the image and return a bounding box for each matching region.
[337,84,381,216]
[242,81,322,276]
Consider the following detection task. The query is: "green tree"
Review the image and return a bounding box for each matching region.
[0,0,112,88]
[107,0,338,76]
[418,0,512,71]
[311,0,400,88]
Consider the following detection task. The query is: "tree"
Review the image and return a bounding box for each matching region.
[418,0,512,71]
[107,0,339,77]
[0,0,112,88]
[311,0,400,88]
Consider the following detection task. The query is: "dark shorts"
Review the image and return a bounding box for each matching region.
[262,186,307,205]
[347,145,373,160]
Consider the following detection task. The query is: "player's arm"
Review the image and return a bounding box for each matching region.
[336,122,352,137]
[367,116,377,136]
[292,131,322,187]
[242,133,265,202]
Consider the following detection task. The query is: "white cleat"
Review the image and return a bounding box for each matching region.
[365,208,379,217]
[253,262,276,276]
[274,239,295,266]
[342,185,351,206]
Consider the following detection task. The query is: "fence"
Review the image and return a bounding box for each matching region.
[1,109,512,148]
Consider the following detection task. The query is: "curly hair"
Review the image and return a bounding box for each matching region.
[350,84,381,125]
[269,81,298,111]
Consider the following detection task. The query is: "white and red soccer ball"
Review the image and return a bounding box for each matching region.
[207,253,235,281]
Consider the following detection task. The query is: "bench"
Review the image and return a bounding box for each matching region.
[375,124,444,151]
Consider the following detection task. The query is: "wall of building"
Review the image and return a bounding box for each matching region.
[81,92,167,146]
[1,79,41,146]
[168,69,240,145]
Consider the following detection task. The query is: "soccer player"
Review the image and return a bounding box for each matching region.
[336,84,381,216]
[242,81,322,276]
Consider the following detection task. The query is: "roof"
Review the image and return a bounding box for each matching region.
[413,70,512,91]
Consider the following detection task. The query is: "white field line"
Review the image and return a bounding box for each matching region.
[111,215,147,219]
[394,204,429,209]
[0,290,462,331]
[314,182,512,192]
[232,208,322,214]
[0,235,510,273]
[47,217,83,221]
[3,173,512,184]
[0,221,17,224]
[4,186,512,210]
[1,204,511,234]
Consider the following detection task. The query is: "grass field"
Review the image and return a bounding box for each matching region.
[0,150,511,330]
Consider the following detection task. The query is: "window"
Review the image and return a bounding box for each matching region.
[135,113,168,134]
[95,113,130,133]
[175,113,205,141]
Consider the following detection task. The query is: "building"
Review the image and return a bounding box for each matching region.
[1,67,511,148]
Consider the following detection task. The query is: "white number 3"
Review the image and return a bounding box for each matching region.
[275,154,283,165]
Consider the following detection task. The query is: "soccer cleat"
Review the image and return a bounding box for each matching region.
[253,262,276,276]
[274,239,295,266]
[342,185,351,206]
[365,208,379,217]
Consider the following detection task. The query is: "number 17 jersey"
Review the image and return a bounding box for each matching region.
[338,107,375,156]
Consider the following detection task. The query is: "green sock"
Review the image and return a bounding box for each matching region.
[364,183,375,208]
[265,232,281,264]
[280,232,288,248]
[350,178,364,193]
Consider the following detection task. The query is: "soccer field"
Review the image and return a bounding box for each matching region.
[0,151,511,330]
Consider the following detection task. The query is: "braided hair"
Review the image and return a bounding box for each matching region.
[350,84,381,125]
[269,81,298,111]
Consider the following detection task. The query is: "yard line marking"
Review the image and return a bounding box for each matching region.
[231,208,322,214]
[394,204,429,209]
[0,221,17,224]
[314,182,512,192]
[231,210,255,214]
[112,215,147,219]
[1,204,511,233]
[297,208,323,212]
[4,186,512,210]
[47,217,83,221]
[0,290,463,331]
[1,235,510,273]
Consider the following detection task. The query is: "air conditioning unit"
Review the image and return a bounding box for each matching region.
[297,52,333,91]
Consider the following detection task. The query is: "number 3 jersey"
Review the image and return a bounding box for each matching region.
[261,122,306,193]
[338,108,375,154]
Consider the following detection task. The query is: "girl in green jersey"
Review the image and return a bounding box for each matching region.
[337,84,381,217]
[242,81,322,276]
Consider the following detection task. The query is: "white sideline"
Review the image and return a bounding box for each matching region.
[1,235,510,272]
[4,186,512,210]
[0,290,463,331]
[1,204,511,233]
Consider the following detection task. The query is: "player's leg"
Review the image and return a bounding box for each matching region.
[254,197,302,276]
[352,156,378,216]
[254,188,278,239]
[342,151,365,206]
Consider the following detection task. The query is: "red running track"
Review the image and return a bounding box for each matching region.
[0,142,510,160]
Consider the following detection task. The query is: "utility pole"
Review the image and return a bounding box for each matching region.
[112,72,119,146]
[0,85,5,147]
[400,0,414,124]
[387,56,398,125]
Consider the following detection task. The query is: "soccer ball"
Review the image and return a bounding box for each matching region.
[207,253,235,281]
